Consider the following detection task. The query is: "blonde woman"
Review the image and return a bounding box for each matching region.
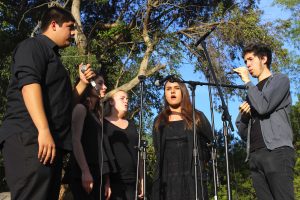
[104,90,143,200]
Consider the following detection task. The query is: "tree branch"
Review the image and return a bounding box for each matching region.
[114,43,137,88]
[104,64,166,100]
[18,2,50,30]
[72,0,88,55]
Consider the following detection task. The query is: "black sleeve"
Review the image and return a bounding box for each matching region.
[13,38,46,89]
[152,118,161,181]
[102,122,117,173]
[152,119,159,153]
[197,111,213,142]
[197,111,213,162]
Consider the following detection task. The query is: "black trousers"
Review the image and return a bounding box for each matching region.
[249,146,295,200]
[2,133,63,200]
[110,182,136,200]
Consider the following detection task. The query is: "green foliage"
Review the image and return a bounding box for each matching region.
[274,0,300,85]
[213,6,290,72]
[0,0,299,198]
[291,95,300,198]
[145,137,156,199]
[95,0,109,4]
[0,56,11,123]
[97,23,127,40]
[291,95,300,143]
[60,47,100,84]
[208,131,257,199]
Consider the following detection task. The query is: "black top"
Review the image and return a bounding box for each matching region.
[161,120,193,200]
[152,111,213,200]
[103,119,138,183]
[0,34,73,150]
[71,110,111,178]
[250,77,269,152]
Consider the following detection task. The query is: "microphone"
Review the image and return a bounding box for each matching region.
[81,65,99,91]
[226,69,238,75]
[194,26,217,47]
[155,74,175,86]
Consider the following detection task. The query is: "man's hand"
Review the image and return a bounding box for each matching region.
[21,83,55,165]
[239,101,251,119]
[38,129,56,165]
[233,67,251,84]
[82,171,94,194]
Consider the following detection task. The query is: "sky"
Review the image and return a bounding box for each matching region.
[174,0,297,137]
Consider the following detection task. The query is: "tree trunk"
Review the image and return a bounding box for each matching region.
[71,0,87,55]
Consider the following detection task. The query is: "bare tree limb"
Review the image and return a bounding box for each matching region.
[72,0,88,55]
[145,64,166,76]
[30,21,41,37]
[115,43,136,88]
[62,0,71,8]
[129,107,140,119]
[18,2,50,30]
[117,0,135,21]
[104,63,166,99]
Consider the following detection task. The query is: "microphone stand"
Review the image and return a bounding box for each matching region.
[188,82,201,200]
[200,40,234,200]
[180,39,245,199]
[135,75,147,200]
[179,79,245,200]
[205,68,219,200]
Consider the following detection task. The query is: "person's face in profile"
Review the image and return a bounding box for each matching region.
[110,91,128,114]
[52,21,76,48]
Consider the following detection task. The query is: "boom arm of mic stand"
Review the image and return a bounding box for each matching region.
[199,41,235,132]
[200,40,233,200]
[180,80,246,90]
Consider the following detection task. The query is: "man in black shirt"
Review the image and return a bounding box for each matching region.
[235,43,295,200]
[0,6,94,200]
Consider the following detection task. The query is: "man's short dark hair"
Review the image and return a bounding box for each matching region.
[242,43,272,68]
[40,6,75,32]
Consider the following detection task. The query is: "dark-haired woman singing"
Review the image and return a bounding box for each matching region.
[152,78,213,200]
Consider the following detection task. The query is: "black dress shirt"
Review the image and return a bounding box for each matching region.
[0,34,73,150]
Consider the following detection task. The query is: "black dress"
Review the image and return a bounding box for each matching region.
[69,109,115,200]
[161,120,192,200]
[103,119,139,200]
[152,111,213,200]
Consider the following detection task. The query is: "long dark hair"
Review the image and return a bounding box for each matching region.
[77,74,104,120]
[154,78,201,131]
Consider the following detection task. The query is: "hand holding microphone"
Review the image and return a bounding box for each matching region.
[227,66,250,84]
[80,64,98,90]
[227,69,239,75]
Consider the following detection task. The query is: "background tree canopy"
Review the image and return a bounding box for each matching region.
[0,0,299,199]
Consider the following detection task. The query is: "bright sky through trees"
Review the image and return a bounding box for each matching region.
[177,0,297,135]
